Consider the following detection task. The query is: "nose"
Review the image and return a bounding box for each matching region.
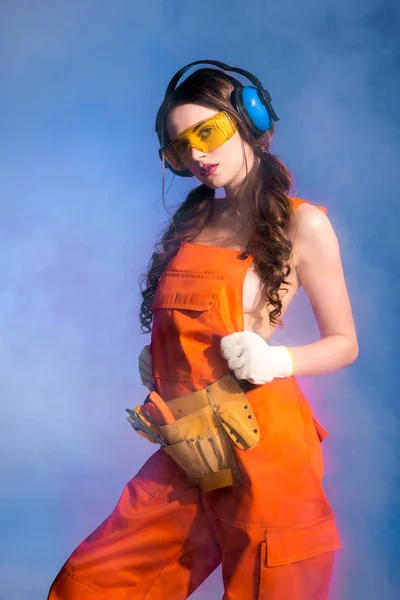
[188,146,206,161]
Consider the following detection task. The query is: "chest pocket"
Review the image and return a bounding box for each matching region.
[150,271,225,312]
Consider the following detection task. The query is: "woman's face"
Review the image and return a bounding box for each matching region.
[166,104,256,189]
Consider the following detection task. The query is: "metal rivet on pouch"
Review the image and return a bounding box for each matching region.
[254,429,258,433]
[248,415,252,419]
[244,405,248,409]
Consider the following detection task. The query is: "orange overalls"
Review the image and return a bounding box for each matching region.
[48,197,340,599]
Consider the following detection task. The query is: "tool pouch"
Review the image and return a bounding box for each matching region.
[128,375,260,492]
[215,400,260,451]
[158,405,243,492]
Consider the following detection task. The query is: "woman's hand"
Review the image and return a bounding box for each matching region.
[220,331,295,384]
[138,344,156,391]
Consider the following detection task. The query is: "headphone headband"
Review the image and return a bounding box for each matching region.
[164,60,278,122]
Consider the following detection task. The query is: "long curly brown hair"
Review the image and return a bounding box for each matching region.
[139,67,296,334]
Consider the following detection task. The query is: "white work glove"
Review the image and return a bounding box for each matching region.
[220,331,295,385]
[138,344,156,391]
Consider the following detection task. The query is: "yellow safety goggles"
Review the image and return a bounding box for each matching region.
[161,111,237,172]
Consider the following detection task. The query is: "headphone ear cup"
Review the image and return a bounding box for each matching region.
[231,85,272,137]
[174,167,193,178]
[158,148,193,178]
[166,163,193,178]
[231,86,255,134]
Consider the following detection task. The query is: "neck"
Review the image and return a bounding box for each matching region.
[221,154,261,220]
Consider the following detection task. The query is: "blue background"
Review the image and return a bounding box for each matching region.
[1,1,399,598]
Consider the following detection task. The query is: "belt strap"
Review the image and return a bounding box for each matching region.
[165,373,260,451]
[166,372,256,419]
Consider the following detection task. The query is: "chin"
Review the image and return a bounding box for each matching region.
[202,180,219,189]
[194,175,219,189]
[204,173,231,189]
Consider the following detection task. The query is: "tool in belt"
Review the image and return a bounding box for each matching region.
[126,373,260,493]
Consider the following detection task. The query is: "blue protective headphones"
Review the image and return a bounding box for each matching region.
[156,60,279,178]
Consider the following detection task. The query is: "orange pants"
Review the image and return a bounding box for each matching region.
[48,448,334,599]
[49,198,339,598]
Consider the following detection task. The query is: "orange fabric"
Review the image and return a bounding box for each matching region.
[290,196,328,214]
[48,197,339,599]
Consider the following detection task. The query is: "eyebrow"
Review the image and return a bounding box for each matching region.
[174,116,212,141]
[191,120,207,133]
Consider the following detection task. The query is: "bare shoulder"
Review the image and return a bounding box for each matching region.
[289,202,339,266]
[291,200,330,230]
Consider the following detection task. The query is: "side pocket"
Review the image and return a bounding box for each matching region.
[310,416,328,480]
[313,416,328,442]
[257,515,340,597]
[258,527,337,599]
[265,514,340,567]
[296,393,329,481]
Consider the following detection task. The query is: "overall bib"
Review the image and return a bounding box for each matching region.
[48,197,340,599]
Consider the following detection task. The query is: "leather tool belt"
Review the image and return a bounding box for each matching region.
[128,373,261,493]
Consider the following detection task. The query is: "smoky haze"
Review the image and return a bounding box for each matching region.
[0,1,399,598]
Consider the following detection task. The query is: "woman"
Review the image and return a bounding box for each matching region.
[48,61,358,599]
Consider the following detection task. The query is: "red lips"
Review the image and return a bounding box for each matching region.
[200,164,218,176]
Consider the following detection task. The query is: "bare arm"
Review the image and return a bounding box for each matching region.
[288,204,358,376]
